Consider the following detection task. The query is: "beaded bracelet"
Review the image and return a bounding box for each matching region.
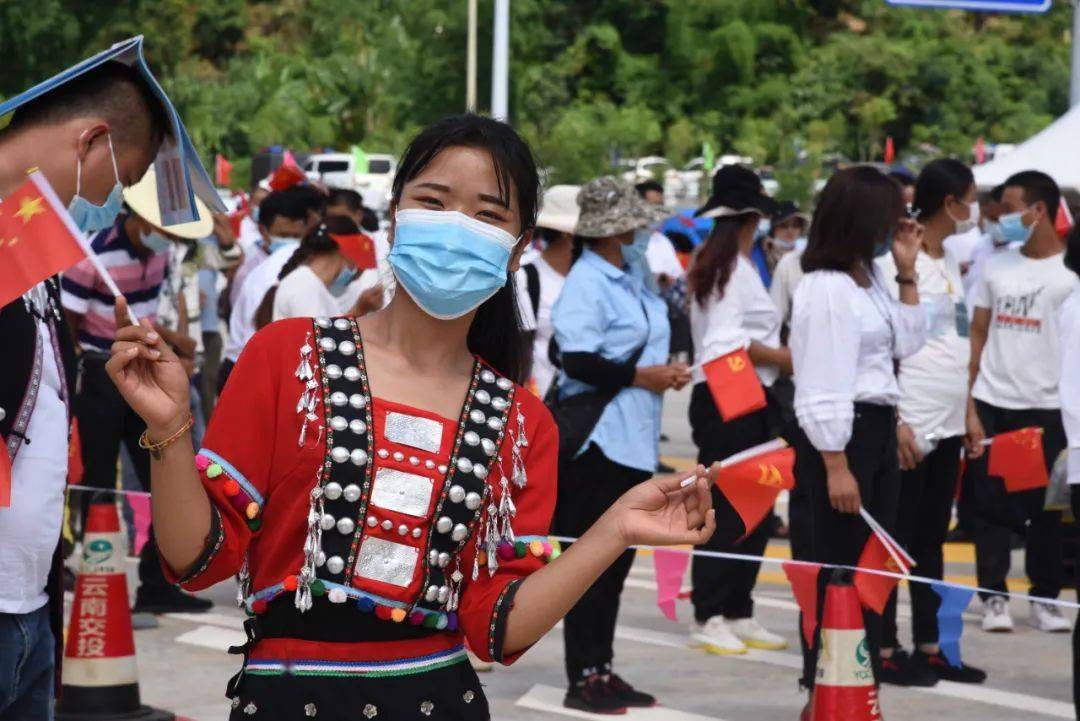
[138,415,194,460]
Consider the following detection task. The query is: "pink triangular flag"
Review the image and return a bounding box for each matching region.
[283,149,299,168]
[654,548,690,622]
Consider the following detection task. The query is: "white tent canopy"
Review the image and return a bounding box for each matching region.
[973,104,1080,195]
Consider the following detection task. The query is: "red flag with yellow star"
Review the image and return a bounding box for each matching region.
[331,232,377,271]
[854,534,910,614]
[988,427,1048,493]
[0,171,87,308]
[714,441,795,537]
[703,348,767,421]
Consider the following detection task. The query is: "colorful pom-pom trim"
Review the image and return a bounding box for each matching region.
[195,451,263,532]
[478,536,558,568]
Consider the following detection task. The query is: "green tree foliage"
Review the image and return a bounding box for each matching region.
[0,0,1072,187]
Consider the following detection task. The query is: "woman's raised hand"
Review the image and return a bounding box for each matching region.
[608,464,717,547]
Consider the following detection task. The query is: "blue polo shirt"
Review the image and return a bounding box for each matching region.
[552,249,671,472]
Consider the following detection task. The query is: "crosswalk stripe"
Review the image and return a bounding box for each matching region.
[516,683,727,721]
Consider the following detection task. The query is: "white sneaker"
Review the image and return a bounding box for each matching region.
[981,595,1014,633]
[728,617,788,651]
[1030,601,1071,633]
[690,616,747,655]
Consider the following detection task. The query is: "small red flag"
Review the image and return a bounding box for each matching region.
[268,164,306,192]
[0,171,88,309]
[68,418,84,486]
[783,562,821,646]
[974,137,986,165]
[714,443,794,536]
[1055,202,1074,240]
[884,136,895,164]
[215,153,233,187]
[988,427,1048,493]
[0,449,10,508]
[331,232,377,271]
[854,534,906,614]
[703,349,766,421]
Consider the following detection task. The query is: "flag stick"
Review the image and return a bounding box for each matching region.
[860,506,914,565]
[859,506,912,575]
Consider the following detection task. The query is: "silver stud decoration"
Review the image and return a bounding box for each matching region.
[336,517,356,535]
[397,524,409,536]
[326,556,345,574]
[409,456,419,466]
[381,519,393,531]
[232,698,240,709]
[474,464,488,480]
[330,416,348,432]
[457,457,474,474]
[338,340,356,356]
[428,549,440,566]
[491,396,509,412]
[344,366,361,382]
[392,451,404,462]
[349,393,366,409]
[318,336,336,352]
[469,409,486,425]
[437,464,448,474]
[315,551,326,567]
[331,447,349,464]
[436,516,453,533]
[463,431,480,447]
[481,370,496,384]
[344,484,362,503]
[366,515,378,528]
[481,438,498,457]
[451,523,469,542]
[304,701,318,717]
[496,377,513,391]
[463,690,475,704]
[244,702,258,715]
[320,513,336,531]
[487,416,504,432]
[412,527,422,538]
[349,419,366,435]
[315,317,331,328]
[325,364,342,380]
[333,318,350,331]
[438,552,451,567]
[328,588,347,604]
[425,459,436,470]
[425,585,439,602]
[330,392,347,407]
[323,482,343,500]
[465,492,483,511]
[377,449,389,459]
[363,704,378,719]
[474,389,491,405]
[420,701,434,717]
[448,485,466,503]
[350,448,368,466]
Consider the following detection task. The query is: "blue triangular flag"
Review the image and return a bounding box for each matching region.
[0,36,224,226]
[932,582,976,668]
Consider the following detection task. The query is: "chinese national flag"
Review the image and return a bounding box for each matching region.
[988,427,1048,493]
[215,153,233,187]
[331,233,377,271]
[268,163,306,191]
[854,534,907,614]
[714,444,795,536]
[703,348,766,421]
[0,171,88,309]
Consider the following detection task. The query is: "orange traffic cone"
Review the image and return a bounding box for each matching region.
[810,571,882,721]
[56,502,173,721]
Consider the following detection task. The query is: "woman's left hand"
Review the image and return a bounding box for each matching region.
[891,217,923,275]
[607,465,717,547]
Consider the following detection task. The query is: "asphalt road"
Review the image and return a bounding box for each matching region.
[68,386,1077,720]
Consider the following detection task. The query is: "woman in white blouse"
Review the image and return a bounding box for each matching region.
[789,166,925,701]
[874,159,987,686]
[685,165,791,655]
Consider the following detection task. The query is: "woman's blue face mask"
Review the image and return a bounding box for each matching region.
[388,208,519,320]
[621,227,652,265]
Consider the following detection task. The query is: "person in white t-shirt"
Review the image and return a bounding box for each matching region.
[684,166,790,656]
[519,184,578,397]
[963,185,1018,299]
[875,159,986,686]
[266,217,385,324]
[966,170,1080,634]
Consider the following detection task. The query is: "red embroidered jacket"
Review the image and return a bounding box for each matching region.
[165,316,558,664]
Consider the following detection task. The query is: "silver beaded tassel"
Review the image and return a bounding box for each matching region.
[236,554,251,608]
[511,402,528,489]
[296,481,325,611]
[446,559,464,612]
[295,333,320,447]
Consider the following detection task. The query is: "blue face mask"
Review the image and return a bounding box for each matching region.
[622,227,652,265]
[985,221,1007,246]
[329,265,357,297]
[794,236,808,253]
[140,229,171,254]
[67,134,124,234]
[998,210,1035,244]
[389,208,518,320]
[267,235,300,254]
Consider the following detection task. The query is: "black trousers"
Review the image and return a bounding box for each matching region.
[688,383,774,621]
[882,436,963,649]
[75,355,168,592]
[789,403,900,689]
[964,400,1065,600]
[556,445,651,684]
[217,357,236,398]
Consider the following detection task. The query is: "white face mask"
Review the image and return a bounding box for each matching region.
[951,201,980,235]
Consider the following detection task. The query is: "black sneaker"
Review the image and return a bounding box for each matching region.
[607,673,656,708]
[914,650,987,684]
[132,585,214,614]
[878,649,938,687]
[564,675,627,715]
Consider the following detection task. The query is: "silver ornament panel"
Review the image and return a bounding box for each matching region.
[353,537,419,587]
[369,467,434,517]
[383,412,444,454]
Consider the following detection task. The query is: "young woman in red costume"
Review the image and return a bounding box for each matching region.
[106,115,716,720]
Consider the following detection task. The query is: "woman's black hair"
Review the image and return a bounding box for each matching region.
[255,215,360,330]
[1065,221,1080,278]
[390,114,540,384]
[913,158,975,219]
[687,216,753,306]
[802,166,905,274]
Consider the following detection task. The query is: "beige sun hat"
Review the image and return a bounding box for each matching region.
[536,184,581,234]
[574,176,671,238]
[122,165,214,239]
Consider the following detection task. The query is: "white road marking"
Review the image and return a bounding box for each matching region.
[164,611,246,629]
[175,625,247,651]
[516,684,727,721]
[608,621,1071,718]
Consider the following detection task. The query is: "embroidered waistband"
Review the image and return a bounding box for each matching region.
[245,645,468,678]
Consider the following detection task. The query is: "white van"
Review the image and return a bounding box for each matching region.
[303,152,398,212]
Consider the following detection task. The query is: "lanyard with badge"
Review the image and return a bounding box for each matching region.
[926,255,969,338]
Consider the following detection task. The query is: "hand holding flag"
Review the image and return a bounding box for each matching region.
[713,439,795,537]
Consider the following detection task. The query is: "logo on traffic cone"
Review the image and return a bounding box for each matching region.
[57,502,174,721]
[811,571,883,721]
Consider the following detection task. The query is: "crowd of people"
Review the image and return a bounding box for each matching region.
[2,46,1080,721]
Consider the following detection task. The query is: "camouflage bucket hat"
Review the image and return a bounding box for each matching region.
[574,176,672,238]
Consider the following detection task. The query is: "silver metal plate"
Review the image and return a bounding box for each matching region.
[353,537,419,587]
[383,412,443,454]
[370,467,434,517]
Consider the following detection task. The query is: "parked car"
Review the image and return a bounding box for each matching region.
[303,152,398,212]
